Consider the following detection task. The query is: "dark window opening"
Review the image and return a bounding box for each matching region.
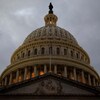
[22,53,25,58]
[71,51,73,57]
[41,47,45,55]
[28,50,31,56]
[57,47,60,55]
[76,53,79,58]
[49,47,52,54]
[64,49,67,55]
[34,49,37,55]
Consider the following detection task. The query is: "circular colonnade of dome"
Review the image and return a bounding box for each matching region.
[0,4,100,87]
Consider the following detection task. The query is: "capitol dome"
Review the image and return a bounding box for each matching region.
[23,26,78,45]
[0,3,99,87]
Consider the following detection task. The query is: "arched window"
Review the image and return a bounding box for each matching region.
[57,47,60,55]
[28,50,31,56]
[41,47,45,55]
[34,49,37,55]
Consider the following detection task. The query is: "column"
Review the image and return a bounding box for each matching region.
[16,69,19,82]
[24,67,27,80]
[34,65,37,76]
[93,77,96,86]
[64,66,67,77]
[4,77,7,86]
[44,65,47,73]
[74,68,76,80]
[82,70,85,83]
[88,74,91,85]
[9,73,12,85]
[54,65,57,74]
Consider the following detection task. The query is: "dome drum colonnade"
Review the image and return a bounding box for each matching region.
[1,63,99,86]
[0,3,100,87]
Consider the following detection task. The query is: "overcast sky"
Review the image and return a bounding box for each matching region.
[0,0,100,75]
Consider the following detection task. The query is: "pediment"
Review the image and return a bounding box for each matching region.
[1,74,99,95]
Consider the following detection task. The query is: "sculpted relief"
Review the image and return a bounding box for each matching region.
[34,79,63,95]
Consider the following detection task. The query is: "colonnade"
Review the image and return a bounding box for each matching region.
[1,65,99,86]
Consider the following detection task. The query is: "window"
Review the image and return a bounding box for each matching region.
[81,54,84,60]
[64,49,67,55]
[71,50,73,57]
[22,52,25,58]
[17,54,20,59]
[47,17,49,20]
[34,49,37,55]
[76,53,79,59]
[41,47,45,55]
[55,29,57,36]
[57,47,60,55]
[28,50,31,56]
[49,47,52,54]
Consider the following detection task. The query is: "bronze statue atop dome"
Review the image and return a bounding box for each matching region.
[49,2,53,14]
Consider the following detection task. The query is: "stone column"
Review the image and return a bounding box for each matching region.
[4,77,7,86]
[44,65,47,73]
[9,73,12,85]
[54,65,57,74]
[74,68,76,80]
[88,74,91,85]
[16,69,19,82]
[24,67,27,80]
[64,66,67,77]
[34,65,37,76]
[82,70,85,83]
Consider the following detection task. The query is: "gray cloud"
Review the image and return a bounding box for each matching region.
[0,0,100,75]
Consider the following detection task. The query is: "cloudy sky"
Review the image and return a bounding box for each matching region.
[0,0,100,75]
